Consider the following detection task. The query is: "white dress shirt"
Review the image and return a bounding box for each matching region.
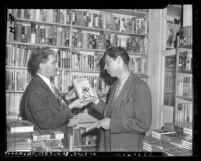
[36,73,54,93]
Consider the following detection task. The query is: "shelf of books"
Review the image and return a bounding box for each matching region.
[6,8,149,152]
[173,24,193,141]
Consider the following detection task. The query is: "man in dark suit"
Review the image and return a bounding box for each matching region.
[90,47,152,151]
[20,47,88,148]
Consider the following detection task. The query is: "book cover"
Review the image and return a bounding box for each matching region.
[73,78,97,101]
[32,129,64,141]
[7,119,34,133]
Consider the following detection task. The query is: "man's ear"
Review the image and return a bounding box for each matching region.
[39,63,44,70]
[117,56,122,64]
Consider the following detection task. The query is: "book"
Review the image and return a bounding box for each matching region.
[151,128,176,140]
[32,129,64,141]
[72,78,97,101]
[7,119,34,133]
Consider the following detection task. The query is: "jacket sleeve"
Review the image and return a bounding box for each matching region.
[110,83,152,134]
[27,89,73,129]
[89,100,106,116]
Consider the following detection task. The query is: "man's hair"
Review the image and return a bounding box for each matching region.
[28,47,56,77]
[103,47,130,65]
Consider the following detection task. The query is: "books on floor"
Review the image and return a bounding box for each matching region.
[7,119,34,133]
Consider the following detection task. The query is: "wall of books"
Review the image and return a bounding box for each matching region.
[6,9,149,151]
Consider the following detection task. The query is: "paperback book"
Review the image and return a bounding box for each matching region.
[73,78,97,101]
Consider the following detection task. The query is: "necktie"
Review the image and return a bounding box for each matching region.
[107,81,121,118]
[50,83,66,108]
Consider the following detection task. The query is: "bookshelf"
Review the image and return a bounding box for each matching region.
[6,9,149,151]
[160,5,182,126]
[174,29,193,130]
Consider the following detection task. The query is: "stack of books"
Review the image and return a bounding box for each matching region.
[143,135,176,152]
[31,129,65,152]
[151,128,176,140]
[7,119,34,152]
[144,124,193,156]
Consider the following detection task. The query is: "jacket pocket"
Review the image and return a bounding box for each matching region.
[121,98,134,118]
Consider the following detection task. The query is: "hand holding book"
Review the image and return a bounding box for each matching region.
[68,98,93,110]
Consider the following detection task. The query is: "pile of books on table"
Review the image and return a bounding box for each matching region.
[7,119,33,151]
[143,122,192,156]
[6,119,67,152]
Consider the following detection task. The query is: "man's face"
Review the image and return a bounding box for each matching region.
[104,55,119,77]
[42,54,58,78]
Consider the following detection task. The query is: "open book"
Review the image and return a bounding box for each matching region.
[73,78,97,102]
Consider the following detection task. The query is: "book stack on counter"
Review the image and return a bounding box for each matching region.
[143,135,176,152]
[144,122,192,156]
[151,128,176,140]
[31,129,66,152]
[174,121,192,136]
[7,119,34,152]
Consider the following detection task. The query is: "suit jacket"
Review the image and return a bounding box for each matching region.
[20,75,72,147]
[90,73,152,151]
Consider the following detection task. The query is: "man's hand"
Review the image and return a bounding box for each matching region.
[91,88,100,105]
[97,117,110,130]
[68,99,91,110]
[65,88,77,101]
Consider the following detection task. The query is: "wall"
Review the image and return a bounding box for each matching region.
[147,9,164,134]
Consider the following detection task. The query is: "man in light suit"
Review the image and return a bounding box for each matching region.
[20,47,88,148]
[90,47,152,151]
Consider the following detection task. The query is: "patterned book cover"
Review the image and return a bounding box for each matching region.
[73,78,96,101]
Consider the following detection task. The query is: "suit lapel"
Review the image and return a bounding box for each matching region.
[34,75,61,109]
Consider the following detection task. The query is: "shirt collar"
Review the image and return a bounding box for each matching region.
[119,72,130,87]
[36,73,52,89]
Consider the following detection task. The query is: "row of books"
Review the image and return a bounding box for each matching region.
[71,9,148,34]
[71,51,101,71]
[53,72,109,93]
[176,76,192,97]
[164,93,174,106]
[178,49,192,71]
[9,9,71,25]
[9,9,148,34]
[72,29,147,53]
[9,22,70,46]
[179,25,192,46]
[74,127,97,146]
[175,103,192,123]
[57,49,71,69]
[6,69,31,91]
[166,21,180,49]
[164,71,175,92]
[129,55,148,74]
[6,45,32,67]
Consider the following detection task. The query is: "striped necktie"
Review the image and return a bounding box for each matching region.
[107,81,121,118]
[50,83,66,108]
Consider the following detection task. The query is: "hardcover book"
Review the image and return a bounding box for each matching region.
[7,119,34,133]
[73,78,97,101]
